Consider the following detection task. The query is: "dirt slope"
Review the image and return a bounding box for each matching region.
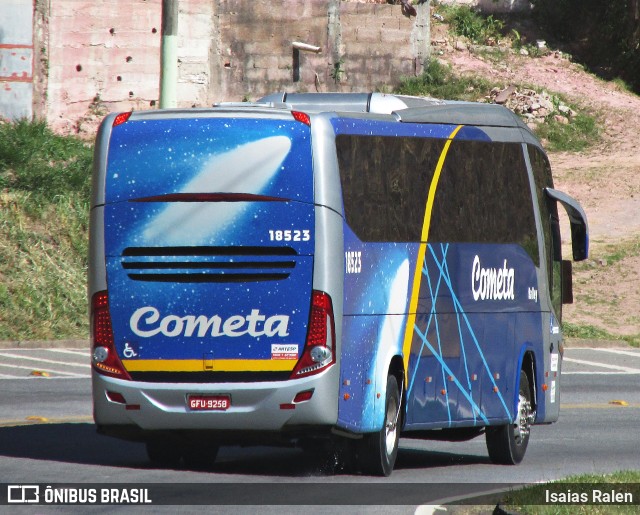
[437,35,640,340]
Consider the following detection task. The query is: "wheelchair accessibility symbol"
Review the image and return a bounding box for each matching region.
[123,342,138,358]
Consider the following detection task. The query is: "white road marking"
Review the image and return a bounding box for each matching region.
[563,357,640,374]
[0,362,89,377]
[0,349,91,379]
[0,352,89,368]
[0,375,88,380]
[47,349,90,357]
[562,371,638,375]
[589,348,640,358]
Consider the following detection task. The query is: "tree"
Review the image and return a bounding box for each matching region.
[530,0,640,93]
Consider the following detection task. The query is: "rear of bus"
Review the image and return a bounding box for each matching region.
[89,109,340,449]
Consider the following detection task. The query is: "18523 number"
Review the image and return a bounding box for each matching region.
[268,229,310,242]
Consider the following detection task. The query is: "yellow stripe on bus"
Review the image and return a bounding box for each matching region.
[402,125,464,379]
[122,359,297,373]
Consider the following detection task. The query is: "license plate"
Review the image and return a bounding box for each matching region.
[187,395,231,411]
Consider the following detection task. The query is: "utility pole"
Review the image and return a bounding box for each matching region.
[159,0,178,108]
[412,0,431,75]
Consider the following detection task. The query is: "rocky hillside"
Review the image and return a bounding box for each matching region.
[431,15,640,343]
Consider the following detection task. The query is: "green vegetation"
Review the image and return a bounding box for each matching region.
[0,119,92,340]
[600,239,640,266]
[437,4,505,45]
[613,77,635,95]
[395,59,495,101]
[395,59,600,152]
[563,322,640,348]
[562,322,615,341]
[0,119,92,201]
[535,110,600,152]
[530,0,640,94]
[496,471,640,514]
[436,1,640,94]
[565,238,640,348]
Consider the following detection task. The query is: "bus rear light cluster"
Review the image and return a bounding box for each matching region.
[112,111,132,127]
[292,111,311,126]
[91,291,131,380]
[290,291,336,378]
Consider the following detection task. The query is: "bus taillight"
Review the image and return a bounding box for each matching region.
[292,111,311,126]
[91,291,131,380]
[291,290,336,378]
[112,111,132,127]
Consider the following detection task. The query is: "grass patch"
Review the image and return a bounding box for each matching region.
[395,59,497,101]
[0,119,92,201]
[395,59,600,152]
[535,111,600,152]
[563,322,640,347]
[599,240,640,266]
[562,322,613,340]
[0,120,92,340]
[612,77,635,95]
[437,4,505,45]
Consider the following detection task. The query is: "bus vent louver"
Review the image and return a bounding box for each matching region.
[121,246,297,283]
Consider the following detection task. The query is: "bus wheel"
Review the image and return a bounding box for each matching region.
[357,375,401,476]
[486,370,533,465]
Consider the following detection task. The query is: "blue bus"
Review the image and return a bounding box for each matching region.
[89,93,588,476]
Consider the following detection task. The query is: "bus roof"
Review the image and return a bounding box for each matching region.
[258,92,529,130]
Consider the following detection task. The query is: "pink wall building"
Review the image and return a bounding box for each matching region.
[1,0,431,134]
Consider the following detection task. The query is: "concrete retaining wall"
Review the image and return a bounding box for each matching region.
[0,0,431,134]
[0,0,34,121]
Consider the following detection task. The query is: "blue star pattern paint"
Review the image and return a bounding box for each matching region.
[89,94,588,476]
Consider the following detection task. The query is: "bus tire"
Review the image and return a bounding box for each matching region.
[486,370,532,465]
[357,374,401,476]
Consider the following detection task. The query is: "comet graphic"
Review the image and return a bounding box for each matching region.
[361,258,410,425]
[142,136,292,245]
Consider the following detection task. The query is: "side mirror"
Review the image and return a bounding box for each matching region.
[545,188,589,261]
[561,260,573,304]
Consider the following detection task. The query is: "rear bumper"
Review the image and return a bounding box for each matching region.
[96,424,336,446]
[92,365,339,435]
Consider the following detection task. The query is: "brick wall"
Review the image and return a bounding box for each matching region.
[43,0,163,133]
[211,0,430,99]
[25,0,430,134]
[211,0,330,100]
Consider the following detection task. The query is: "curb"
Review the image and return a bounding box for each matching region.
[563,337,633,349]
[0,339,88,350]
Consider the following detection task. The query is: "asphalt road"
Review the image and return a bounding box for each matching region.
[0,346,638,513]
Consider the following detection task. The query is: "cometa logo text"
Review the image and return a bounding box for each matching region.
[471,255,515,301]
[130,306,290,338]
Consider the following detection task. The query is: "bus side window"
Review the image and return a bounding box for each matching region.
[336,135,443,242]
[548,203,563,317]
[429,140,538,263]
[529,145,562,318]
